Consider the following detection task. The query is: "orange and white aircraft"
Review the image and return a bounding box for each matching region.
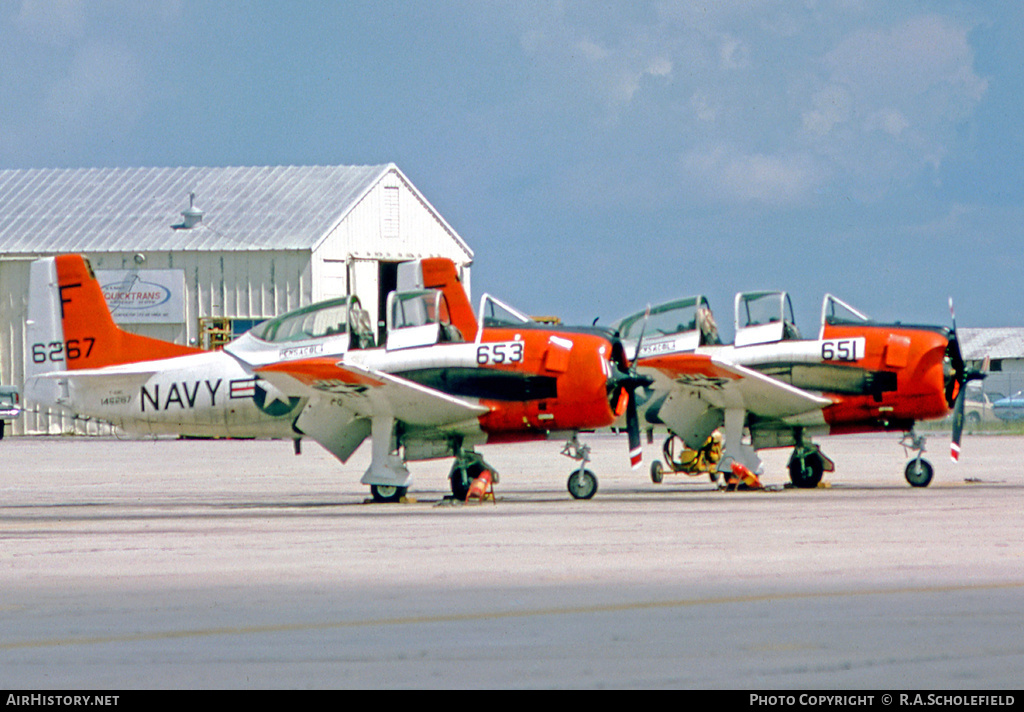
[611,291,983,488]
[26,255,646,502]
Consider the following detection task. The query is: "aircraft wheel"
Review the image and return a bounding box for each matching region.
[370,484,407,503]
[450,461,484,501]
[905,459,934,487]
[788,451,824,488]
[651,460,664,484]
[567,469,598,500]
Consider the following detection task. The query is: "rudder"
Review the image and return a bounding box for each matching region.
[421,257,477,341]
[37,255,201,371]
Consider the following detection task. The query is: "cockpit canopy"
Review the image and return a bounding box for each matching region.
[821,293,870,328]
[612,296,721,357]
[734,291,801,346]
[478,293,532,329]
[386,288,464,350]
[251,295,374,349]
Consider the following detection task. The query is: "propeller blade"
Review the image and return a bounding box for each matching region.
[626,390,642,469]
[631,304,652,366]
[950,383,966,462]
[946,298,987,462]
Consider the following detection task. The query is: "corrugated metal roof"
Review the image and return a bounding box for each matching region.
[959,328,1024,360]
[0,164,405,253]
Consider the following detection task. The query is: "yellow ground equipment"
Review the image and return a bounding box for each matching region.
[650,430,723,483]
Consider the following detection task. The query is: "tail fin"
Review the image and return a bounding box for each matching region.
[421,257,478,340]
[28,255,200,373]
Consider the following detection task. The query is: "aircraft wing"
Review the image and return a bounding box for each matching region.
[258,357,489,464]
[257,357,489,427]
[636,352,832,437]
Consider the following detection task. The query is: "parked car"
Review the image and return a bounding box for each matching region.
[993,391,1024,422]
[0,385,21,439]
[963,387,1003,428]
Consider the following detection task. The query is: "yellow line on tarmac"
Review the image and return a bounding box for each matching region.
[4,580,1024,651]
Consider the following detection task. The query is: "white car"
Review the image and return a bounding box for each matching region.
[0,385,21,438]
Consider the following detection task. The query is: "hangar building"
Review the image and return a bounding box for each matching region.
[960,328,1024,398]
[0,164,473,434]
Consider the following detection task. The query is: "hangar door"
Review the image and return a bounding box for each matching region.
[377,261,400,344]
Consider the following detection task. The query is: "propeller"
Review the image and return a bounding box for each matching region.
[947,298,987,461]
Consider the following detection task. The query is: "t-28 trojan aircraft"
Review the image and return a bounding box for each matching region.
[26,255,647,501]
[611,290,983,488]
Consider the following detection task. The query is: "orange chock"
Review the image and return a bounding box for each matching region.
[728,461,763,490]
[466,469,495,502]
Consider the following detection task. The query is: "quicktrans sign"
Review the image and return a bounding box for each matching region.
[98,269,186,324]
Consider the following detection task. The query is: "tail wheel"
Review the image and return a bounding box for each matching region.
[788,451,824,489]
[567,469,598,500]
[905,459,934,487]
[370,484,407,503]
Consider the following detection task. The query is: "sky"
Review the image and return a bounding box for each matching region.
[2,0,1022,339]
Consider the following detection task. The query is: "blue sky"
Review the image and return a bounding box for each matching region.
[2,1,1021,337]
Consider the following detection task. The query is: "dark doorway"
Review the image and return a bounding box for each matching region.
[377,261,400,344]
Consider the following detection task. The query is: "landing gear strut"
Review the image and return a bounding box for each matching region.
[362,415,412,503]
[562,433,598,499]
[901,430,934,487]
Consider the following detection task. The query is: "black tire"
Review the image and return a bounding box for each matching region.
[450,461,484,501]
[370,484,407,503]
[567,469,598,500]
[905,459,934,487]
[650,460,664,484]
[789,451,824,488]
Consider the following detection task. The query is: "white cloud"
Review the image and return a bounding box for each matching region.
[718,34,749,70]
[802,84,854,139]
[802,13,988,195]
[682,146,825,206]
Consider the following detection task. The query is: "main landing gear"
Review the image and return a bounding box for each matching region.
[363,415,412,503]
[448,449,499,501]
[901,430,934,487]
[783,428,835,489]
[370,484,408,503]
[787,442,835,489]
[562,433,598,499]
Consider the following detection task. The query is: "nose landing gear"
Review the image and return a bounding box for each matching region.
[562,433,598,499]
[901,430,934,487]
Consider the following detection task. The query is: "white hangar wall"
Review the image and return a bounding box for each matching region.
[313,166,473,323]
[74,249,313,345]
